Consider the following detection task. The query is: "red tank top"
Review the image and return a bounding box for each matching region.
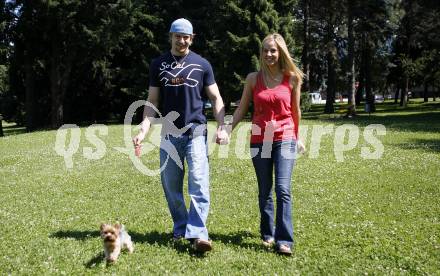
[251,72,297,143]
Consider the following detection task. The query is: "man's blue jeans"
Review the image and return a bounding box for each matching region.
[160,134,210,241]
[250,140,296,248]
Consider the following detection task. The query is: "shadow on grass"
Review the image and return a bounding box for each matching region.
[51,229,267,259]
[84,252,126,269]
[303,102,440,133]
[51,230,100,240]
[0,119,123,137]
[335,112,440,133]
[397,138,440,153]
[131,230,209,258]
[84,252,105,268]
[51,229,208,258]
[209,230,266,251]
[50,230,107,268]
[133,230,265,251]
[129,230,170,246]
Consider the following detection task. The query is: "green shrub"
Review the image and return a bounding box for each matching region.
[300,91,312,112]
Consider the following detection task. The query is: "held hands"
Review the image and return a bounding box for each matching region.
[216,115,233,145]
[215,124,231,145]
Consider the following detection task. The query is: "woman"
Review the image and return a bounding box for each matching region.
[230,33,303,255]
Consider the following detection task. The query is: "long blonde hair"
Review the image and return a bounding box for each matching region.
[259,33,304,81]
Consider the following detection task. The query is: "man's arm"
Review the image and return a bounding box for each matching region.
[133,86,160,145]
[205,83,225,127]
[205,83,230,144]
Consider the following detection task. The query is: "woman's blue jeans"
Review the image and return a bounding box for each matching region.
[251,140,296,248]
[159,133,210,241]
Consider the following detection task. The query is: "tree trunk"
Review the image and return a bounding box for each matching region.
[346,1,356,117]
[50,38,73,128]
[324,9,336,114]
[356,53,364,106]
[400,76,408,107]
[400,1,412,108]
[24,56,36,131]
[50,50,63,128]
[423,81,429,102]
[365,43,375,112]
[356,32,367,107]
[394,85,400,104]
[301,0,310,92]
[434,85,438,101]
[325,49,336,114]
[0,116,3,137]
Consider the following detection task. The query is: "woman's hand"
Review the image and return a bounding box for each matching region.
[297,139,306,154]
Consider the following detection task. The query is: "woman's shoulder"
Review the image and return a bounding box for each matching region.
[286,72,302,87]
[246,72,259,85]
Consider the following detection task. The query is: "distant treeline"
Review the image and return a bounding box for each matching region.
[0,0,439,130]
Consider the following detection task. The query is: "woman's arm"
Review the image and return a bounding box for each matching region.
[290,74,302,139]
[231,72,257,130]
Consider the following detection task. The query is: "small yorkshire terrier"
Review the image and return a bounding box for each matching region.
[100,223,134,263]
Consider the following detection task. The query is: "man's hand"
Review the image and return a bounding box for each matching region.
[215,125,230,145]
[133,131,146,147]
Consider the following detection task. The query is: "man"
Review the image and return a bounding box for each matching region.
[133,18,228,252]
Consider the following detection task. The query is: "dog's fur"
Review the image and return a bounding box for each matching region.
[100,223,134,263]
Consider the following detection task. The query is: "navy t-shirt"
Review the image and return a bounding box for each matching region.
[149,51,216,130]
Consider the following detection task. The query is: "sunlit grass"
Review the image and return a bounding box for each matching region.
[0,101,439,274]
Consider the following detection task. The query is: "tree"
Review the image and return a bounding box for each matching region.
[0,58,6,136]
[4,0,437,129]
[323,0,343,114]
[413,0,440,102]
[399,0,415,107]
[300,0,311,92]
[12,1,47,131]
[109,1,161,122]
[47,1,134,127]
[391,0,440,106]
[298,0,344,114]
[1,0,15,133]
[0,0,8,136]
[345,0,356,116]
[7,0,135,128]
[206,0,283,111]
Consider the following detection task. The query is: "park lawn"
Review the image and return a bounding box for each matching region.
[0,101,439,274]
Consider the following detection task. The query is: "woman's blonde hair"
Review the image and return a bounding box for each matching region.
[259,33,304,81]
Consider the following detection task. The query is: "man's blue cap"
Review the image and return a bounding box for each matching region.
[169,18,193,35]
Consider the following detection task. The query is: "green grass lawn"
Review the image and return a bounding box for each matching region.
[1,101,439,274]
